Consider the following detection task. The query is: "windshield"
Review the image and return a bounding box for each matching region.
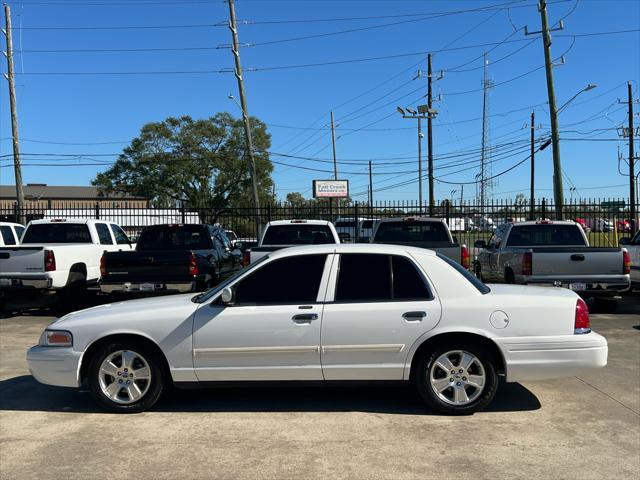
[192,255,269,303]
[137,225,211,250]
[22,223,91,244]
[437,253,490,294]
[374,221,451,243]
[506,224,587,247]
[262,224,335,245]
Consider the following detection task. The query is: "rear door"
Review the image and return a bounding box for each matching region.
[320,253,441,380]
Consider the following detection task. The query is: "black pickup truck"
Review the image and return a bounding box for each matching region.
[99,224,242,295]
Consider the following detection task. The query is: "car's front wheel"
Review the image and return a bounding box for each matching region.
[87,342,166,413]
[416,343,498,415]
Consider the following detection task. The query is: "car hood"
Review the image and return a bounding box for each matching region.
[486,283,579,299]
[52,293,199,328]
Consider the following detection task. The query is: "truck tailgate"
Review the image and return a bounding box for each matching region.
[531,247,624,276]
[102,250,192,282]
[0,246,45,274]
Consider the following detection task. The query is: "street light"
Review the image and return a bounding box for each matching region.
[558,83,598,114]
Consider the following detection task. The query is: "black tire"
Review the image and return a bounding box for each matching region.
[87,341,167,413]
[505,269,515,284]
[416,342,499,415]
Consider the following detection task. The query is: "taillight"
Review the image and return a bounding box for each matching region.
[242,250,251,266]
[44,250,56,272]
[522,251,532,276]
[188,253,199,276]
[574,298,591,334]
[623,249,631,275]
[461,245,470,270]
[100,255,107,277]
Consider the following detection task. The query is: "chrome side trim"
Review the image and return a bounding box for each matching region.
[322,344,405,353]
[193,345,321,356]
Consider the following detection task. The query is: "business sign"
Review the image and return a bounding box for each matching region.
[313,180,349,198]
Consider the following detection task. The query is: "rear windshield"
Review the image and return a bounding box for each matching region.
[437,253,490,294]
[506,224,587,247]
[374,221,451,243]
[137,225,212,250]
[335,220,356,228]
[22,223,91,244]
[262,224,335,245]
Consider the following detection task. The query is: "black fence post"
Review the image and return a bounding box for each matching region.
[13,201,18,223]
[94,202,100,220]
[541,198,546,219]
[180,201,186,224]
[354,201,359,243]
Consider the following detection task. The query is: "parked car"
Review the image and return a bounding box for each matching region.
[0,222,25,246]
[619,231,640,286]
[0,219,133,303]
[473,221,631,300]
[471,216,496,232]
[574,218,591,233]
[616,219,631,233]
[371,217,469,269]
[27,243,608,414]
[224,229,239,248]
[100,224,242,295]
[586,218,613,232]
[334,217,380,243]
[246,219,340,264]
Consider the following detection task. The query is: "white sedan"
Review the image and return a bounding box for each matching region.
[27,244,608,414]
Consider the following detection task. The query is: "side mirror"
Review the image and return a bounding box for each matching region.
[619,237,630,245]
[474,240,487,249]
[220,287,234,305]
[235,242,243,251]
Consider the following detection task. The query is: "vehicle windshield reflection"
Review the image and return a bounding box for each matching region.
[192,255,269,304]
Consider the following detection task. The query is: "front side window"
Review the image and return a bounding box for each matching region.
[96,223,114,245]
[0,226,16,245]
[110,224,130,245]
[22,224,91,244]
[234,254,327,304]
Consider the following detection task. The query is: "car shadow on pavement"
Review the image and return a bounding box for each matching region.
[0,375,540,415]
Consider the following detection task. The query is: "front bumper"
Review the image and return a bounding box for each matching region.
[519,274,631,294]
[100,281,196,294]
[27,345,82,388]
[497,331,608,382]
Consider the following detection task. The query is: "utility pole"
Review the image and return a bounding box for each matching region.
[227,0,260,232]
[427,53,435,216]
[628,81,636,233]
[330,111,338,216]
[527,0,564,218]
[368,160,373,206]
[3,4,25,225]
[417,117,423,211]
[479,53,494,206]
[530,111,536,220]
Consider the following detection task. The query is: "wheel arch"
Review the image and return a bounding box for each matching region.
[66,262,87,285]
[79,332,172,385]
[407,331,506,383]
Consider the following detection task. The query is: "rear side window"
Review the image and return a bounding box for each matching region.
[335,254,431,302]
[374,221,450,242]
[0,226,16,245]
[14,226,25,240]
[22,224,92,244]
[262,224,335,245]
[234,254,327,304]
[137,225,211,250]
[111,224,130,245]
[506,225,587,247]
[96,223,113,245]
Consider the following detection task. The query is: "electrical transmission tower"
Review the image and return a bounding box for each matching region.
[478,53,495,205]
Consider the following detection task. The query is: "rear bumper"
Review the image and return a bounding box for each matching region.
[0,274,53,291]
[497,332,608,382]
[100,281,196,294]
[27,345,82,388]
[519,274,631,294]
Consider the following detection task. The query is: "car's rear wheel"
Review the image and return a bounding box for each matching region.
[87,342,166,413]
[416,343,498,415]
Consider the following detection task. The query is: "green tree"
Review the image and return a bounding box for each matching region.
[93,114,273,220]
[285,192,308,205]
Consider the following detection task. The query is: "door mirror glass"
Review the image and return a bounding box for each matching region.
[474,240,487,249]
[221,287,234,304]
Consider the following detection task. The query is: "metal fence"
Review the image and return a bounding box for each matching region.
[1,197,636,248]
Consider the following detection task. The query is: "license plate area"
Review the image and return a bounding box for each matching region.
[140,283,155,292]
[569,282,587,291]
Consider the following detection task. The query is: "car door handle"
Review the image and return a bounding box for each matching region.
[292,313,318,323]
[402,311,426,321]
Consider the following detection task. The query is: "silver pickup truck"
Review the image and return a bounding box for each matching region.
[370,217,470,269]
[473,220,631,298]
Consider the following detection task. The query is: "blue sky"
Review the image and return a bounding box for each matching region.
[0,0,638,203]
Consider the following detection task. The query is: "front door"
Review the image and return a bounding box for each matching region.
[192,253,333,381]
[320,253,441,380]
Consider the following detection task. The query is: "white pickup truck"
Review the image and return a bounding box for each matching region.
[245,219,340,264]
[0,218,133,302]
[473,220,631,299]
[0,222,25,246]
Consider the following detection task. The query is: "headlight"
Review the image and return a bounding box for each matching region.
[39,330,73,347]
